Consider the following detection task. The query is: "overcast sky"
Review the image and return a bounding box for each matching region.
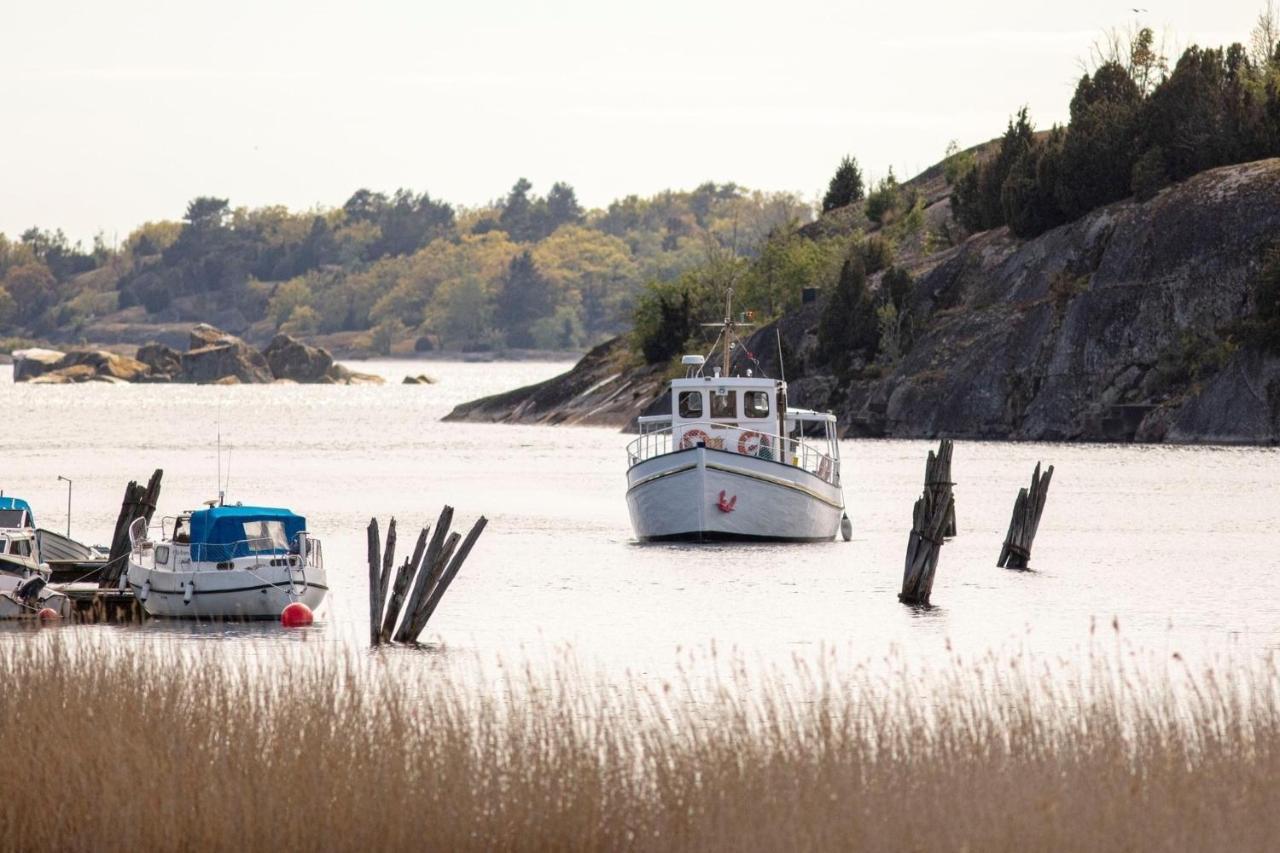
[1,0,1264,244]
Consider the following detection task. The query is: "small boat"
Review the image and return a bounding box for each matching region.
[625,298,847,542]
[0,497,73,618]
[125,503,327,619]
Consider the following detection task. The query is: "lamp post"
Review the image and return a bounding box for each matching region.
[57,476,72,537]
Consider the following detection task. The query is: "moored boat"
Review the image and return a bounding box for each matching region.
[0,497,74,618]
[126,503,327,619]
[625,300,847,542]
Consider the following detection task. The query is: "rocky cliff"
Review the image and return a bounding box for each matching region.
[446,158,1280,444]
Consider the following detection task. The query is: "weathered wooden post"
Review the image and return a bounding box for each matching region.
[924,439,957,538]
[367,518,384,646]
[900,483,953,606]
[998,462,1054,570]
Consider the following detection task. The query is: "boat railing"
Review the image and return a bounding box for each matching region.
[626,423,840,486]
[130,522,323,570]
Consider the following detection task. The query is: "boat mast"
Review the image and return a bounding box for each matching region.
[722,288,733,377]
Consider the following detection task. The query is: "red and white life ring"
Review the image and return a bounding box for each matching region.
[681,428,710,449]
[737,431,773,458]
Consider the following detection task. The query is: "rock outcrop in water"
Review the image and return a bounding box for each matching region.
[444,337,667,426]
[13,325,384,386]
[446,158,1280,444]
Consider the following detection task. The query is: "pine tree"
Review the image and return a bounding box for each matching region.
[822,156,866,212]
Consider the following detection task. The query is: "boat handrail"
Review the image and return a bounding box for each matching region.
[625,422,840,486]
[132,531,323,570]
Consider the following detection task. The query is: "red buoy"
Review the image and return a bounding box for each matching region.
[280,602,314,627]
[37,608,60,622]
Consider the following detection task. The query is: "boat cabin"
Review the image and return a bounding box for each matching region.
[159,505,310,565]
[633,359,841,485]
[0,497,35,531]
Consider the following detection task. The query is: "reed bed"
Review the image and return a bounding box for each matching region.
[2,637,1278,852]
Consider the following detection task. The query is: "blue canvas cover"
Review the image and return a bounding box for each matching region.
[0,497,34,528]
[187,505,305,561]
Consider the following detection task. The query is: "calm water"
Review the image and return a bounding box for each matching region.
[2,359,1278,676]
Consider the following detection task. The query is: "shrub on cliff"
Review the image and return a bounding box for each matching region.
[822,156,865,212]
[817,256,879,374]
[1249,243,1280,352]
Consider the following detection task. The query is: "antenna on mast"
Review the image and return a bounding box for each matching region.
[776,327,786,384]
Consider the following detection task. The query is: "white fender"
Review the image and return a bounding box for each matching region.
[139,579,150,602]
[183,581,193,605]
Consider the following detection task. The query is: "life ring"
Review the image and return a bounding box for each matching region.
[737,431,773,458]
[681,428,709,449]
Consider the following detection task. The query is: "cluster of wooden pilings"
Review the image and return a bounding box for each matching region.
[367,506,488,646]
[101,469,163,589]
[899,440,1055,606]
[998,462,1054,571]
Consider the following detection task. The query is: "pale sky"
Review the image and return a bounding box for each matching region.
[1,0,1262,244]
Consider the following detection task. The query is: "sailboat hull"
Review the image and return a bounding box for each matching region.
[626,447,844,542]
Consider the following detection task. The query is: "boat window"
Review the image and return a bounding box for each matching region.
[155,545,170,564]
[710,389,737,419]
[13,540,30,557]
[0,509,26,528]
[678,391,703,419]
[744,391,770,418]
[174,518,191,544]
[243,520,289,551]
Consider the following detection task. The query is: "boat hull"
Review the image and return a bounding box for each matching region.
[126,562,328,620]
[626,447,844,542]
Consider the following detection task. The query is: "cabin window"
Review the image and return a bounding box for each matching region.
[710,389,737,419]
[678,391,703,419]
[242,520,289,551]
[174,518,191,544]
[0,509,26,528]
[744,391,770,418]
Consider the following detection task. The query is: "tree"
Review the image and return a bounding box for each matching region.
[1055,64,1141,219]
[1252,1,1279,69]
[822,156,866,212]
[546,182,584,231]
[817,255,879,374]
[633,279,697,364]
[953,108,1037,233]
[494,251,557,348]
[3,262,57,325]
[499,178,538,242]
[184,197,230,230]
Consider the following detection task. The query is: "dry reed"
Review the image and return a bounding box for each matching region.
[1,637,1277,852]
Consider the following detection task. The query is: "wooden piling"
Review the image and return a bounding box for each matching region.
[367,518,383,646]
[998,462,1054,570]
[924,439,957,539]
[900,483,953,606]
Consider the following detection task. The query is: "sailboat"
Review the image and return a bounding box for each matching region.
[625,294,847,542]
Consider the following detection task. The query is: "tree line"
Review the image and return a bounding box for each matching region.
[0,180,808,353]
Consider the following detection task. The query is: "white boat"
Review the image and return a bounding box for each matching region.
[0,497,74,618]
[125,504,327,619]
[625,305,847,542]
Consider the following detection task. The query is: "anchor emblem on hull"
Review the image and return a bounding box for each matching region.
[716,491,737,513]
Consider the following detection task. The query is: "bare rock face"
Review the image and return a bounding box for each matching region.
[136,343,182,380]
[326,363,384,385]
[402,374,435,385]
[444,337,665,427]
[57,350,150,382]
[12,348,68,382]
[180,339,274,384]
[189,323,240,351]
[262,334,334,383]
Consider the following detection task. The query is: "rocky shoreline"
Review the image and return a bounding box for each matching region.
[445,158,1280,445]
[12,324,383,385]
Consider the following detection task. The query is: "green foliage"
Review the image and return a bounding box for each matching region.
[822,156,865,212]
[954,23,1280,241]
[494,251,557,348]
[942,140,976,187]
[865,169,901,226]
[817,256,879,374]
[633,279,697,365]
[371,316,405,356]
